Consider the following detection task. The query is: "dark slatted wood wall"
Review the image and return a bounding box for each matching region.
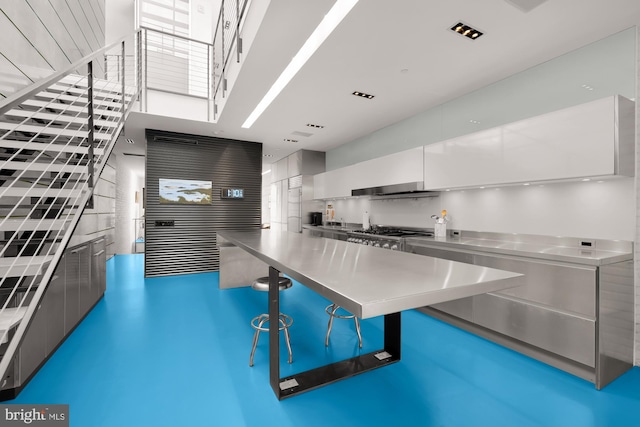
[145,129,262,277]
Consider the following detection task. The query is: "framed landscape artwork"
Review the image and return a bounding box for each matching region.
[158,179,212,205]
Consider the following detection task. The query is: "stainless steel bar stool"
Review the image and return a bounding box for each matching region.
[249,276,293,367]
[325,303,363,348]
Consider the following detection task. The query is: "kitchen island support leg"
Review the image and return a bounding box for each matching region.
[268,266,281,397]
[268,267,401,400]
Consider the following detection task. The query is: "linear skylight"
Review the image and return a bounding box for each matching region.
[241,0,359,128]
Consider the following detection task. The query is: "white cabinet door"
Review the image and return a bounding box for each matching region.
[351,147,424,190]
[313,147,424,199]
[423,96,634,190]
[313,172,326,200]
[313,168,351,199]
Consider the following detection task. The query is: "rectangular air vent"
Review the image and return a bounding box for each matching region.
[291,131,313,137]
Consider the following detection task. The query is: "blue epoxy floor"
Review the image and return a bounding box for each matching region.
[7,254,640,426]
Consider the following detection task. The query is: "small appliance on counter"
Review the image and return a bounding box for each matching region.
[310,212,323,226]
[362,211,370,230]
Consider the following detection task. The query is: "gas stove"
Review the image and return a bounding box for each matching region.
[347,228,433,250]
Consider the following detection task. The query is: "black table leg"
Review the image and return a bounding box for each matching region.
[267,268,401,399]
[268,266,281,398]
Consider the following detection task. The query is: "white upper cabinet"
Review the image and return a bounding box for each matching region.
[313,147,423,199]
[313,167,351,199]
[349,147,424,190]
[423,95,635,190]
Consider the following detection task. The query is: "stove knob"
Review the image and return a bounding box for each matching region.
[374,242,381,248]
[363,240,370,245]
[382,243,390,249]
[390,244,399,250]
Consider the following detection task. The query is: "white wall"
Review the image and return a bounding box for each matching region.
[328,178,634,241]
[105,0,136,44]
[146,90,209,121]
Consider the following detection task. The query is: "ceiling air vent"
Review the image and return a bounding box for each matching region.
[291,131,313,137]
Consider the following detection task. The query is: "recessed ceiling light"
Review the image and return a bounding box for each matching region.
[582,178,591,182]
[523,183,530,186]
[284,139,299,143]
[450,22,483,40]
[352,91,374,99]
[241,0,359,128]
[126,138,134,144]
[263,154,273,157]
[306,123,325,129]
[581,84,594,91]
[469,119,480,124]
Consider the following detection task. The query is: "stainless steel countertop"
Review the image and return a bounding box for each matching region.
[404,234,633,266]
[218,230,523,319]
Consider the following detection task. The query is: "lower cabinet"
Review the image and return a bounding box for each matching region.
[406,241,634,389]
[11,237,107,395]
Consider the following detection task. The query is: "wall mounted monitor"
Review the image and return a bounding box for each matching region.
[159,178,212,205]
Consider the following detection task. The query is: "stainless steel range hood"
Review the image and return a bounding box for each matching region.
[351,182,439,198]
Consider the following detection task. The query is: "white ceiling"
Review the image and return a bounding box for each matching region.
[120,0,640,170]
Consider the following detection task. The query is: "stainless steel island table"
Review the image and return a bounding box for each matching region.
[218,229,523,399]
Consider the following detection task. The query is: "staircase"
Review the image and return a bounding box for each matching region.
[0,36,138,384]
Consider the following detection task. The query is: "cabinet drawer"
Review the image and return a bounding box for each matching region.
[408,245,596,317]
[473,294,595,367]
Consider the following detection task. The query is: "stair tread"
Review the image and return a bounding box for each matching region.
[0,218,70,232]
[0,123,110,140]
[0,255,53,266]
[0,307,28,331]
[36,91,125,109]
[59,75,137,94]
[0,187,82,198]
[21,100,122,117]
[0,161,85,173]
[48,83,135,100]
[0,255,53,278]
[0,140,105,155]
[4,110,117,128]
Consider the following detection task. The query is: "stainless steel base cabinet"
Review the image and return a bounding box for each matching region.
[407,240,634,389]
[3,237,108,400]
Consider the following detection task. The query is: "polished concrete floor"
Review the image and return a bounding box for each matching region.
[7,254,640,426]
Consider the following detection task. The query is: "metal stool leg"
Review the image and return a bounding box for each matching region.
[249,315,268,367]
[325,303,363,348]
[250,313,293,366]
[325,304,338,346]
[279,315,293,364]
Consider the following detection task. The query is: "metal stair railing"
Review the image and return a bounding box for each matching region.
[0,31,141,383]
